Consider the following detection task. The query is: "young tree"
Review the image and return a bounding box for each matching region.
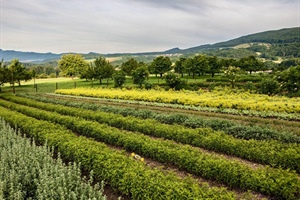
[164,72,185,90]
[8,59,32,86]
[93,56,115,85]
[58,54,88,78]
[150,56,172,78]
[113,71,126,87]
[183,57,196,79]
[80,62,94,81]
[276,65,300,94]
[174,57,186,77]
[193,54,209,76]
[0,60,9,92]
[207,56,221,77]
[120,58,140,76]
[132,66,149,88]
[223,66,244,88]
[237,56,264,74]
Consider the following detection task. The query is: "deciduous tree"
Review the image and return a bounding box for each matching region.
[58,54,88,78]
[93,56,115,85]
[132,66,149,88]
[150,56,172,78]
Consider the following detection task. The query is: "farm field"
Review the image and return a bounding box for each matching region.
[0,118,106,199]
[0,85,300,199]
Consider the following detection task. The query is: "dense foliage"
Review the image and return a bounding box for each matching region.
[0,118,106,200]
[55,87,300,113]
[0,95,300,199]
[0,106,237,200]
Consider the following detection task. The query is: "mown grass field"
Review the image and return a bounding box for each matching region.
[0,78,299,199]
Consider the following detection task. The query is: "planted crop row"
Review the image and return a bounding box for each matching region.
[0,100,299,199]
[55,87,300,113]
[0,118,106,200]
[0,107,236,200]
[18,94,300,143]
[51,93,300,120]
[2,95,300,173]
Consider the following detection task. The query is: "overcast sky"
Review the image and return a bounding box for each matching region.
[1,0,299,54]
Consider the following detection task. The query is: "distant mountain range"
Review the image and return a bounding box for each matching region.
[0,27,299,63]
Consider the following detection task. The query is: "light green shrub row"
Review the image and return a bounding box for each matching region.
[3,95,300,173]
[51,93,300,120]
[0,118,106,200]
[17,93,300,143]
[0,106,237,200]
[0,99,299,199]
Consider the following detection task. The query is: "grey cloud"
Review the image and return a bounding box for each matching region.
[1,0,299,53]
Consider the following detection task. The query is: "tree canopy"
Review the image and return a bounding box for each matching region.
[58,54,88,77]
[150,56,172,77]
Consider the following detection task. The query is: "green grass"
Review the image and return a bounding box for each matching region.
[0,75,213,94]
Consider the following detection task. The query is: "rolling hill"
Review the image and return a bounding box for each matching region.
[0,27,299,63]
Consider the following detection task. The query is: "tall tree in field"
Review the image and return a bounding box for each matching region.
[93,56,115,85]
[0,60,9,92]
[207,56,221,77]
[174,57,187,77]
[183,57,196,78]
[150,56,172,78]
[193,54,209,76]
[132,66,149,88]
[58,54,88,78]
[237,56,264,74]
[121,58,140,76]
[8,59,32,86]
[80,62,95,81]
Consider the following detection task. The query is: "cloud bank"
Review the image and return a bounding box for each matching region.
[1,0,299,53]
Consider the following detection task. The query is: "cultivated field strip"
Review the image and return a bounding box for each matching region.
[0,97,299,199]
[0,106,237,200]
[0,119,106,200]
[40,93,300,136]
[55,88,300,119]
[2,95,300,173]
[20,93,300,142]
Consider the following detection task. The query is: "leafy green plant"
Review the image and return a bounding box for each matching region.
[0,99,299,199]
[2,95,300,173]
[0,118,106,200]
[0,107,237,200]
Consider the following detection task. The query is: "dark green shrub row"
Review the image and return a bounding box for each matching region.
[3,95,300,173]
[0,99,299,199]
[0,118,106,200]
[206,76,262,83]
[18,93,300,143]
[0,106,236,200]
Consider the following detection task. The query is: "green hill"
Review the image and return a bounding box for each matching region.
[1,27,299,63]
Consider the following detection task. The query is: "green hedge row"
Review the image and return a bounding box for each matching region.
[206,76,262,83]
[3,95,300,173]
[0,99,299,199]
[45,93,300,121]
[0,118,106,200]
[17,94,300,143]
[0,106,237,200]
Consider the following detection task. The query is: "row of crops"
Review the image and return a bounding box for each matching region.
[55,88,300,114]
[0,118,106,200]
[0,89,299,199]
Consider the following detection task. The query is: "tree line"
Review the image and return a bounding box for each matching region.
[0,54,299,96]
